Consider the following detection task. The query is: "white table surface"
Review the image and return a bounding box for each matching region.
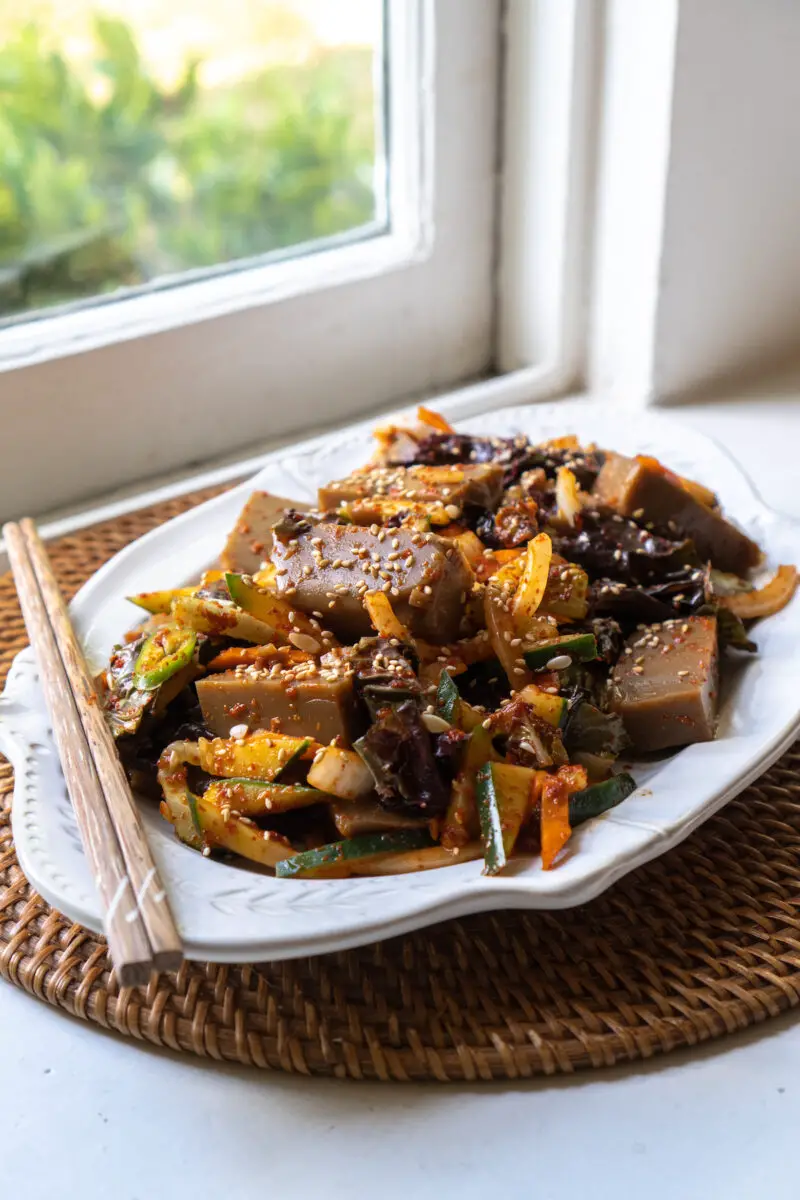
[3,391,800,1200]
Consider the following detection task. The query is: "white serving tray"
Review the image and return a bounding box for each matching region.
[2,401,798,963]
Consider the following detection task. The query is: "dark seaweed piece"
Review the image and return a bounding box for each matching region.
[433,727,470,782]
[272,509,313,540]
[104,635,152,738]
[119,690,210,781]
[458,658,510,711]
[348,636,421,721]
[553,509,698,584]
[471,499,539,549]
[589,567,707,626]
[583,617,623,664]
[410,432,500,466]
[490,697,569,769]
[563,694,629,757]
[355,700,450,816]
[410,433,604,491]
[715,606,758,653]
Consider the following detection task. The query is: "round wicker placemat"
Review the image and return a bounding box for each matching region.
[1,487,799,1081]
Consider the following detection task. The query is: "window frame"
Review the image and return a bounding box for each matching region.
[0,0,599,523]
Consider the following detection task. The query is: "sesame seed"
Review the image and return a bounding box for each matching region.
[677,669,690,677]
[632,666,644,675]
[546,654,572,669]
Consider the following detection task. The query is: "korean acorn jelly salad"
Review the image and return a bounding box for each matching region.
[101,408,797,879]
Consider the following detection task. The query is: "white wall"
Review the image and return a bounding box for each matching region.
[654,0,800,399]
[588,0,800,404]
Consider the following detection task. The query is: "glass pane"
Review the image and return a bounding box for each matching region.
[0,0,386,321]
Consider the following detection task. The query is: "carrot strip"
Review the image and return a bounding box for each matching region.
[540,773,572,870]
[417,405,455,434]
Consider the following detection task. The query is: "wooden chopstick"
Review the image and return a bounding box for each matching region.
[4,523,153,985]
[18,519,184,974]
[5,519,183,982]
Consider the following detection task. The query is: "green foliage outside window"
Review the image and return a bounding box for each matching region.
[0,16,378,317]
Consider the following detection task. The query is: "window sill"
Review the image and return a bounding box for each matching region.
[7,366,800,578]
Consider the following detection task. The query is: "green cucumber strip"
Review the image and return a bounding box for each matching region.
[568,773,637,825]
[436,669,461,723]
[134,626,196,690]
[276,829,434,878]
[476,762,533,876]
[205,779,327,813]
[523,633,597,671]
[525,691,568,728]
[435,669,484,732]
[187,790,204,841]
[442,724,495,848]
[198,734,311,782]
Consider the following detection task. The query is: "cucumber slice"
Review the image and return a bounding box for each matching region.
[441,724,495,850]
[203,779,329,815]
[158,769,203,851]
[349,841,484,875]
[435,669,484,732]
[172,593,278,645]
[476,762,534,875]
[187,790,204,840]
[190,790,295,867]
[128,587,197,615]
[517,684,568,728]
[198,732,311,781]
[224,573,321,641]
[276,829,434,878]
[568,773,636,825]
[523,633,597,671]
[436,669,461,723]
[133,625,197,690]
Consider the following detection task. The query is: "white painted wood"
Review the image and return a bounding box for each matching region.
[498,0,601,379]
[653,0,800,399]
[586,0,679,405]
[0,0,500,519]
[588,0,800,405]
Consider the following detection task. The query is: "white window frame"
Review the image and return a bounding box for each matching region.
[0,0,510,518]
[3,0,798,532]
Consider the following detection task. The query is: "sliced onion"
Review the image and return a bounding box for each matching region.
[555,466,584,528]
[512,533,553,630]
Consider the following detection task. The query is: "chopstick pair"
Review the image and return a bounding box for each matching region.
[4,518,183,987]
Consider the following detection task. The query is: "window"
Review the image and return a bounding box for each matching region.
[1,0,386,323]
[0,0,593,524]
[2,0,796,530]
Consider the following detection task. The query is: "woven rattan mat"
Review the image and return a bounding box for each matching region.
[1,487,799,1081]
